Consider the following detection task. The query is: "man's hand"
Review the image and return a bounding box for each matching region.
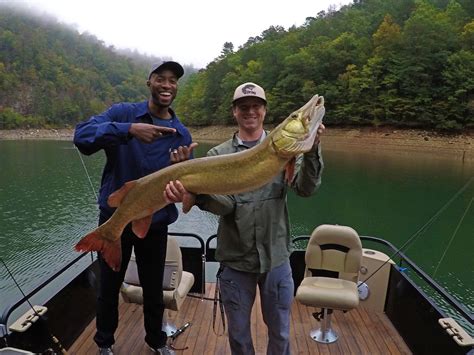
[164,180,196,213]
[170,143,199,163]
[129,123,176,143]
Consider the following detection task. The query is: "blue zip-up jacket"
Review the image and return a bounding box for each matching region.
[73,100,193,228]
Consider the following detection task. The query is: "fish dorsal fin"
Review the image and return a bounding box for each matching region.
[132,215,153,238]
[284,157,296,184]
[108,180,137,207]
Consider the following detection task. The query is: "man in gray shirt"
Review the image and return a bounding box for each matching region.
[165,82,324,354]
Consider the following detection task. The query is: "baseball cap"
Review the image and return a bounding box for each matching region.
[232,82,267,104]
[148,61,184,79]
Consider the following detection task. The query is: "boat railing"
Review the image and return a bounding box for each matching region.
[292,234,473,325]
[2,232,471,338]
[0,251,95,334]
[0,232,207,336]
[168,232,206,295]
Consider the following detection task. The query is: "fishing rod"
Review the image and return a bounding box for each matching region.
[432,196,473,278]
[0,257,68,354]
[74,145,98,200]
[358,176,473,287]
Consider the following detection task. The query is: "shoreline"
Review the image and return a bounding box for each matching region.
[1,126,473,161]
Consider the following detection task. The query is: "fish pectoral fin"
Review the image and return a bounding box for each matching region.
[102,240,122,272]
[108,180,137,207]
[132,215,153,239]
[182,192,197,214]
[284,157,296,184]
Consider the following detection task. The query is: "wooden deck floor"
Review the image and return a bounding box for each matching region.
[69,283,412,354]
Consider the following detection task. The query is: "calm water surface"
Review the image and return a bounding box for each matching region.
[1,140,472,328]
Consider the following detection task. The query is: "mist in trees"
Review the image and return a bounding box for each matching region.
[175,0,473,131]
[1,0,472,131]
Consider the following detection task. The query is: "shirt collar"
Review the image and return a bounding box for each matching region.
[234,130,267,147]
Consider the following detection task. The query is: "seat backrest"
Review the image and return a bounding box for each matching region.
[163,236,183,290]
[305,224,362,282]
[121,236,194,311]
[124,236,182,290]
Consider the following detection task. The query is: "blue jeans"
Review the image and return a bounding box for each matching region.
[94,215,168,349]
[219,262,294,355]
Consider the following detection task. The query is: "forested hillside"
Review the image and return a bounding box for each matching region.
[175,0,473,130]
[0,4,196,129]
[1,0,473,131]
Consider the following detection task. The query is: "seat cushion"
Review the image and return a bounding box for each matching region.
[164,271,195,311]
[295,276,359,310]
[122,271,195,311]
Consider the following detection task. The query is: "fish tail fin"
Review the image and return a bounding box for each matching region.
[75,224,122,271]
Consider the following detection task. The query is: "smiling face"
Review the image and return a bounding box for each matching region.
[147,69,179,111]
[232,97,267,138]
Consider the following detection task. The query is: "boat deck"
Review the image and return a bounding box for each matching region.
[69,283,412,354]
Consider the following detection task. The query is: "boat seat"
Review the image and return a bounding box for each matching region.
[295,224,362,344]
[120,236,195,335]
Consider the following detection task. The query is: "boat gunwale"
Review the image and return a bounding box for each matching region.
[1,233,472,340]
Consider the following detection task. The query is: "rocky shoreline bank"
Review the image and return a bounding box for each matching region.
[1,126,472,161]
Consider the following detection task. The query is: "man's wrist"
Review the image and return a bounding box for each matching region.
[124,124,132,141]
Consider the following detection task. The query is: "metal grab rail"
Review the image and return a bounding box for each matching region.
[169,232,205,251]
[168,232,206,295]
[293,235,473,324]
[205,234,217,261]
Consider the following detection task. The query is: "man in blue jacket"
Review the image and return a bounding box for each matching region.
[74,61,196,355]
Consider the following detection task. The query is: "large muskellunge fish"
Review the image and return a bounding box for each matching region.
[75,95,325,270]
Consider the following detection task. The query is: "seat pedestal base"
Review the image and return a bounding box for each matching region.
[310,328,338,343]
[310,308,338,343]
[162,321,178,337]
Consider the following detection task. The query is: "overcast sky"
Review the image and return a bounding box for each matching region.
[11,0,353,68]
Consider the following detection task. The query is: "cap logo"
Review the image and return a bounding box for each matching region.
[241,84,257,96]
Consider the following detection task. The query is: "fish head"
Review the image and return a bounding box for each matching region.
[270,94,325,158]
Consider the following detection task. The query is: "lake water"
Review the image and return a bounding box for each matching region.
[1,139,473,328]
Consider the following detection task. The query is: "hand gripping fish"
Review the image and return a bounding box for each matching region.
[75,95,325,271]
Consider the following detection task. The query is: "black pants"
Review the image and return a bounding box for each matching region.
[93,216,168,349]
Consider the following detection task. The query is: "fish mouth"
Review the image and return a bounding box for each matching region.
[279,95,325,154]
[304,95,325,145]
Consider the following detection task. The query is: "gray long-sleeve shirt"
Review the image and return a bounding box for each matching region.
[196,131,324,273]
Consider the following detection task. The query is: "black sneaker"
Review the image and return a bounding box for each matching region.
[98,346,114,355]
[147,344,175,355]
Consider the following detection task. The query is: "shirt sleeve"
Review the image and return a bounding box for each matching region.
[73,104,132,155]
[195,194,235,216]
[291,143,324,197]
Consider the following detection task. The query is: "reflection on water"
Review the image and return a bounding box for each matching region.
[1,140,473,325]
[0,141,101,314]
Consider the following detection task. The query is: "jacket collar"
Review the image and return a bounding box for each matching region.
[134,100,177,120]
